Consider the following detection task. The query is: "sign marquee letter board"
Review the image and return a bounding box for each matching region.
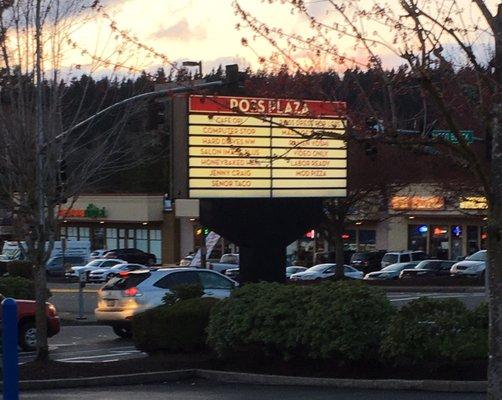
[171,95,347,199]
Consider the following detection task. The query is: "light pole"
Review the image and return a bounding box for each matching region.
[182,60,202,77]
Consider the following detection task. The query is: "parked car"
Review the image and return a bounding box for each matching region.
[65,258,125,281]
[207,253,239,273]
[89,249,108,260]
[381,251,427,268]
[313,250,355,265]
[224,267,240,280]
[399,260,457,279]
[95,268,238,338]
[286,266,307,278]
[45,255,88,277]
[350,250,387,273]
[450,250,487,278]
[104,248,156,266]
[289,263,363,281]
[364,262,420,280]
[0,294,60,351]
[179,255,193,267]
[88,263,149,283]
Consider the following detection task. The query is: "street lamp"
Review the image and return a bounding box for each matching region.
[182,60,202,76]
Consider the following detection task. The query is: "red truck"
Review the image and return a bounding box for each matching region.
[0,298,60,351]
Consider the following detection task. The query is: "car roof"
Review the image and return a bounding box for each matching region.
[90,258,125,263]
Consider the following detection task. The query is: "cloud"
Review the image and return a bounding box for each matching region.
[150,18,206,41]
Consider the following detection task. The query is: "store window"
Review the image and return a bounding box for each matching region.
[136,229,148,253]
[450,225,463,260]
[408,225,428,252]
[149,229,162,263]
[79,227,90,241]
[430,225,449,260]
[467,226,480,255]
[481,226,488,250]
[358,230,376,251]
[106,228,117,250]
[343,230,357,251]
[67,226,78,240]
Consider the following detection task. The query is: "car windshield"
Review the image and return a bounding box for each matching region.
[351,253,368,261]
[220,254,239,264]
[382,254,398,264]
[415,261,437,269]
[286,267,302,273]
[382,263,407,272]
[308,264,332,272]
[86,260,103,267]
[466,251,486,262]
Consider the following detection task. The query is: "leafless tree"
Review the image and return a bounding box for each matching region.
[234,0,502,396]
[0,0,161,362]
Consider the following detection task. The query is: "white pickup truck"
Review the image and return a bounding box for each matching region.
[207,253,239,274]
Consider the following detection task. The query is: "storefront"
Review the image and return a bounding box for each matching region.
[58,194,165,263]
[387,193,487,260]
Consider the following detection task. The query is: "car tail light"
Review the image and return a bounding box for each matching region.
[123,287,141,297]
[118,271,130,277]
[47,303,57,317]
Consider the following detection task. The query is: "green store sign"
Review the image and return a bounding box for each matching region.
[85,203,107,218]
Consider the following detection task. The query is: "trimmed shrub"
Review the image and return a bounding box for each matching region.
[6,261,34,280]
[208,283,314,360]
[305,281,394,361]
[0,276,37,299]
[207,281,394,362]
[132,297,218,353]
[162,283,204,305]
[380,298,488,364]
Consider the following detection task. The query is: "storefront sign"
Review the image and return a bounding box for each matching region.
[58,203,107,219]
[187,95,347,198]
[391,196,445,211]
[459,196,487,210]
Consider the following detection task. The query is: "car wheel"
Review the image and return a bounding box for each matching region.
[112,325,132,339]
[19,321,37,351]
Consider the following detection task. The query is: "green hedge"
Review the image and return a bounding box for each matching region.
[380,298,488,364]
[207,281,394,362]
[132,297,218,353]
[6,261,34,280]
[0,276,39,299]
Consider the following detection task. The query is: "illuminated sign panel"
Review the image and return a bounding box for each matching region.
[459,196,488,210]
[188,95,347,198]
[391,196,445,211]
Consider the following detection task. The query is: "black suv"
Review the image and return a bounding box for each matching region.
[104,248,157,265]
[350,250,387,274]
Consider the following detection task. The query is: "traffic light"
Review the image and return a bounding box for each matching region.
[225,64,245,93]
[56,159,67,204]
[203,228,210,235]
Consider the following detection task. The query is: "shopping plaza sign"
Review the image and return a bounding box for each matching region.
[171,95,348,199]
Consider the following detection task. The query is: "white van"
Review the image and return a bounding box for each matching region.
[0,240,91,276]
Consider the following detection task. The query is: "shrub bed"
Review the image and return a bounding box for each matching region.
[0,276,39,299]
[380,298,488,365]
[6,261,34,280]
[132,297,219,353]
[207,281,394,362]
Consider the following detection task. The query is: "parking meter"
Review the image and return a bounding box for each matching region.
[77,271,86,320]
[79,270,86,288]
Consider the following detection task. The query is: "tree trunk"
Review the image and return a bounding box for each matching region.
[488,6,502,398]
[34,263,49,362]
[333,220,345,280]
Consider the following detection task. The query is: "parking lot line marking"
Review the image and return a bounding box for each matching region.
[56,350,142,362]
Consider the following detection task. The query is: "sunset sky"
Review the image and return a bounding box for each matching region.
[46,0,499,77]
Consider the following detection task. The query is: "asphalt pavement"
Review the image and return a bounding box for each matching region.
[19,325,144,364]
[20,379,485,400]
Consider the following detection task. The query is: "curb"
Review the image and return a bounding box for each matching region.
[13,369,194,391]
[195,369,486,393]
[379,286,484,293]
[9,368,486,393]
